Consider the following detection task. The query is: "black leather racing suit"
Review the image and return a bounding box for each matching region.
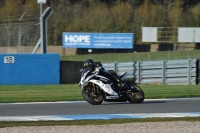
[94,64,125,90]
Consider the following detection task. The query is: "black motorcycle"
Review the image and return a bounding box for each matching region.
[79,67,144,105]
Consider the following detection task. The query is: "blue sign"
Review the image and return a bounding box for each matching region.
[62,32,134,49]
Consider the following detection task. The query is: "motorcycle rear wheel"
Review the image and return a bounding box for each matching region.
[82,84,104,105]
[127,84,144,104]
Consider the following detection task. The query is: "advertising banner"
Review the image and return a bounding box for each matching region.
[62,32,134,49]
[178,28,200,43]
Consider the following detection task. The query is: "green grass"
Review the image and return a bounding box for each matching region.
[61,50,200,62]
[0,85,82,103]
[0,84,200,103]
[140,84,200,99]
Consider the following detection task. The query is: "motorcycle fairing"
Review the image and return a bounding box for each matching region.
[89,79,118,96]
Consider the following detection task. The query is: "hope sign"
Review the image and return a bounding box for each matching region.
[65,35,90,43]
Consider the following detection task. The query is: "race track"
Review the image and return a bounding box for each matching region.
[0,98,200,121]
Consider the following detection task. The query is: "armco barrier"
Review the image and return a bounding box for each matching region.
[60,59,199,85]
[0,54,60,85]
[197,59,200,84]
[103,59,197,85]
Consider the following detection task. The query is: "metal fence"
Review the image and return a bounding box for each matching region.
[103,59,197,85]
[0,22,39,47]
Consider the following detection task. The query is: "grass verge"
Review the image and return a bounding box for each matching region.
[0,84,200,103]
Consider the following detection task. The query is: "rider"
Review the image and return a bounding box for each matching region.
[83,59,126,90]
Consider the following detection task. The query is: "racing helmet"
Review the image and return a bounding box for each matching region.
[84,59,95,69]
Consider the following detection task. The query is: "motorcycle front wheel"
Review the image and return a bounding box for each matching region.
[127,84,145,104]
[82,84,104,105]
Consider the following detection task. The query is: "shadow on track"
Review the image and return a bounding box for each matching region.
[101,101,167,105]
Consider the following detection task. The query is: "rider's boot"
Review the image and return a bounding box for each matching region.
[118,78,135,91]
[108,70,127,91]
[117,79,127,91]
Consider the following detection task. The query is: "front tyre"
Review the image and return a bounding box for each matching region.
[82,84,104,105]
[127,84,144,104]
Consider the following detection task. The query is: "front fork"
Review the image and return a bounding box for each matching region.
[91,83,105,97]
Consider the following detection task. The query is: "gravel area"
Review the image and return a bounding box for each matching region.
[0,121,199,133]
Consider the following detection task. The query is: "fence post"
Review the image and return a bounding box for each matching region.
[114,62,117,74]
[188,59,191,85]
[137,61,141,84]
[162,60,166,84]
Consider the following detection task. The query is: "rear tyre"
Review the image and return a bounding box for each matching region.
[127,84,144,104]
[82,84,104,105]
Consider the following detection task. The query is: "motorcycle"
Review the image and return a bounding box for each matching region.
[79,67,145,105]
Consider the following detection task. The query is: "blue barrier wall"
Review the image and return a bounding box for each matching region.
[0,54,60,85]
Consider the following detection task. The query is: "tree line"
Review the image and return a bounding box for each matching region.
[0,0,200,45]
